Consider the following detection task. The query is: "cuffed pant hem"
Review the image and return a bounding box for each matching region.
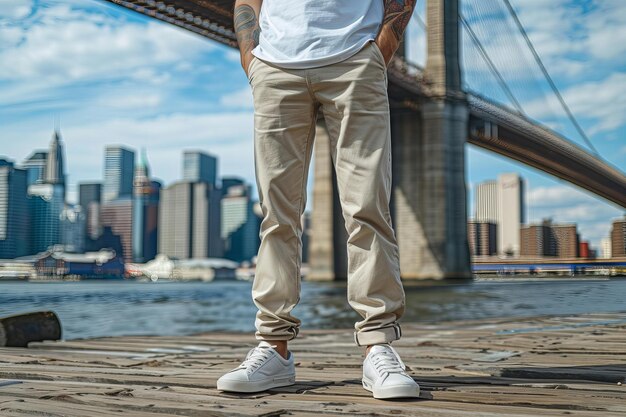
[353,323,402,346]
[255,329,299,342]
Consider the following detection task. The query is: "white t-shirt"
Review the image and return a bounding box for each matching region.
[252,0,384,69]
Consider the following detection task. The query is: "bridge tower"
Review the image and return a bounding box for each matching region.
[399,0,471,278]
[308,0,471,280]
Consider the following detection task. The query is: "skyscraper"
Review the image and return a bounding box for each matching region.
[0,158,30,258]
[192,181,222,258]
[221,182,261,262]
[600,237,612,259]
[474,180,498,223]
[498,173,525,256]
[158,181,222,259]
[183,151,217,186]
[610,216,626,258]
[520,221,554,257]
[467,220,497,256]
[22,150,48,186]
[222,176,245,196]
[99,145,135,262]
[60,204,85,253]
[520,219,578,258]
[85,202,102,243]
[103,146,135,203]
[474,173,525,256]
[78,182,102,241]
[100,198,133,263]
[159,182,192,260]
[79,182,102,212]
[551,223,579,258]
[45,129,66,190]
[99,147,134,260]
[132,149,161,263]
[28,183,64,254]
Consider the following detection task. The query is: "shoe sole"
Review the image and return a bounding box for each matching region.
[362,375,420,399]
[217,373,296,393]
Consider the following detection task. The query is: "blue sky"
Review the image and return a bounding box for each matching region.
[0,0,624,249]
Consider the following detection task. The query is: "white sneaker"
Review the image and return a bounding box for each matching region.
[217,341,296,393]
[362,343,420,399]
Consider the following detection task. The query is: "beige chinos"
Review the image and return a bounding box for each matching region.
[248,41,406,347]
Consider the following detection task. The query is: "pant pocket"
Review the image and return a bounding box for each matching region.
[370,41,386,68]
[247,56,260,84]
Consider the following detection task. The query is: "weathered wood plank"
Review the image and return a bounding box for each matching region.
[1,312,626,416]
[1,379,622,417]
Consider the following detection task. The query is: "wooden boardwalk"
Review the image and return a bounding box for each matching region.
[1,311,625,416]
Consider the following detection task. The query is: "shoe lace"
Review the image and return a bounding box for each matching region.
[236,345,274,373]
[371,345,406,376]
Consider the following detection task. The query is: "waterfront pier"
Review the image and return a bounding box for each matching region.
[1,311,625,416]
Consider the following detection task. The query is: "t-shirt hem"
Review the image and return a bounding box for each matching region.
[251,37,376,70]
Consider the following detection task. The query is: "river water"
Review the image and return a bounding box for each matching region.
[0,278,625,340]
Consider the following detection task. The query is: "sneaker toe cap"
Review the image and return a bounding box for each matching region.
[218,368,250,383]
[380,372,418,388]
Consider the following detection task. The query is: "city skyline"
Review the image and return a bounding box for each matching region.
[2,130,622,257]
[1,0,625,249]
[0,129,265,263]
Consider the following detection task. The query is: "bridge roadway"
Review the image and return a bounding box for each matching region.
[103,0,626,208]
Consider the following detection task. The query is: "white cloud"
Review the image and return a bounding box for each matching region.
[220,87,253,109]
[224,49,241,63]
[527,185,589,208]
[129,68,172,86]
[581,0,626,62]
[526,184,624,247]
[0,3,213,94]
[512,0,626,68]
[0,25,24,44]
[0,0,33,19]
[95,92,163,110]
[523,72,626,135]
[459,0,578,80]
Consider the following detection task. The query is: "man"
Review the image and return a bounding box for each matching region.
[217,0,419,399]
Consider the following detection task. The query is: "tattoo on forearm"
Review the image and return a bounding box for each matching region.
[234,4,260,55]
[382,0,417,41]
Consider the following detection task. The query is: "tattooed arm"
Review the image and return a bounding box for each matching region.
[234,0,262,76]
[376,0,417,66]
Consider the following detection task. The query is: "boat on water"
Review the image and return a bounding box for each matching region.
[127,254,243,282]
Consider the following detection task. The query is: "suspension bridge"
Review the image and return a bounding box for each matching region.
[102,0,626,280]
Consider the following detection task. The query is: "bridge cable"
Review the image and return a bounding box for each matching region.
[413,2,521,113]
[469,0,541,111]
[500,0,601,157]
[460,13,525,115]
